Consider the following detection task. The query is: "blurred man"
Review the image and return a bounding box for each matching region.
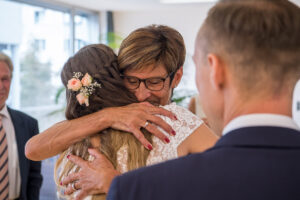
[0,52,42,199]
[106,0,300,199]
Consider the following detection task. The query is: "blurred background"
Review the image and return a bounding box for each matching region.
[0,0,299,198]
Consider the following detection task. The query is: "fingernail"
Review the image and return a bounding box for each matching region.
[67,155,70,159]
[164,138,170,143]
[147,144,153,151]
[172,130,176,136]
[174,115,178,120]
[60,181,62,186]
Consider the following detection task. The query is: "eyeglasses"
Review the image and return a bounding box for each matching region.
[121,72,174,91]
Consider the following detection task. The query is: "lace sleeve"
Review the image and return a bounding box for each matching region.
[146,103,203,166]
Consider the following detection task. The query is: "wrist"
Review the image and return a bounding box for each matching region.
[96,108,114,130]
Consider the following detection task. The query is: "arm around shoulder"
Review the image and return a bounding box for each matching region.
[25,108,113,161]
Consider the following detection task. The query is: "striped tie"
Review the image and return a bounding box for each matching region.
[0,116,9,200]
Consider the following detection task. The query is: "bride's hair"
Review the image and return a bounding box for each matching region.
[54,44,152,200]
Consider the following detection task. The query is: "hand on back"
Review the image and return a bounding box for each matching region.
[106,102,177,149]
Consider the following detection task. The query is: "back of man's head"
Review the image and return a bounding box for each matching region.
[197,0,300,99]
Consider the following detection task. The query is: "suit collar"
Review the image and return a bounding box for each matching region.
[215,126,300,149]
[0,105,10,119]
[223,114,300,136]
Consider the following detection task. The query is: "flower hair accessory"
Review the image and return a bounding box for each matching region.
[67,72,101,106]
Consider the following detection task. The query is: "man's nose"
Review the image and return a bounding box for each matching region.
[135,82,151,102]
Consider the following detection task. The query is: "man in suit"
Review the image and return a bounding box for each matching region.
[106,0,300,199]
[0,52,42,199]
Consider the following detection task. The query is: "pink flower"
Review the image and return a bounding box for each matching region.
[81,73,93,86]
[76,93,89,106]
[67,78,82,91]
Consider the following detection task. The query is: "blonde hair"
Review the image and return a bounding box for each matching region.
[54,44,152,199]
[118,24,186,75]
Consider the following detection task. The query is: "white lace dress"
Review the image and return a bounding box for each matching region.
[60,103,202,199]
[116,102,203,173]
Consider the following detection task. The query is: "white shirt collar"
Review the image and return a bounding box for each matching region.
[222,114,300,136]
[0,105,10,119]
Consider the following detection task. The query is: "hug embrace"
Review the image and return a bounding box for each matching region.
[25,0,300,199]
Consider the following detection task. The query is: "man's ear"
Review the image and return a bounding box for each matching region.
[207,54,225,90]
[172,66,183,88]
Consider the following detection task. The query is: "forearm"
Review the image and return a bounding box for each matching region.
[25,109,111,161]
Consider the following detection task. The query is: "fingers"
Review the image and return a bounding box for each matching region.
[64,181,81,195]
[149,107,177,120]
[147,115,176,136]
[74,190,89,200]
[61,172,80,186]
[144,123,170,144]
[87,148,102,159]
[140,102,177,120]
[131,128,153,150]
[67,154,88,168]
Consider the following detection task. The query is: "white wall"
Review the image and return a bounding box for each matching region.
[113,4,215,95]
[113,4,215,55]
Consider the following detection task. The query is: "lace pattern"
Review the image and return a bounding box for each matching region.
[116,103,203,172]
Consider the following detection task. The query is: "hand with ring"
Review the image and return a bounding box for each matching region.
[62,149,120,200]
[143,121,149,128]
[71,182,77,191]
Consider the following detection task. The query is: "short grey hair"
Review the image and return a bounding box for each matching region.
[0,52,13,75]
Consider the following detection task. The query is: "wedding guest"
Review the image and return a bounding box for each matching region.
[106,0,300,199]
[0,52,42,199]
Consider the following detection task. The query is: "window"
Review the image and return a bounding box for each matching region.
[0,0,100,199]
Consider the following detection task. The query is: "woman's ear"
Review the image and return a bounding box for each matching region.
[207,54,225,91]
[172,66,183,88]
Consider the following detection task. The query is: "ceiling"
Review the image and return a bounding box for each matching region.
[50,0,218,11]
[51,0,300,11]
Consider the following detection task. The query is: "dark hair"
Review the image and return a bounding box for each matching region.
[197,0,300,94]
[57,44,152,200]
[118,24,186,75]
[61,44,138,120]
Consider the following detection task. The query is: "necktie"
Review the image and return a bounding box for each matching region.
[0,116,9,200]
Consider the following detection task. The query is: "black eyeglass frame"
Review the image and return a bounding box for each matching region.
[120,72,175,91]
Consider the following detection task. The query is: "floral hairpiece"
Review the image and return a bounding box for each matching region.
[67,72,101,106]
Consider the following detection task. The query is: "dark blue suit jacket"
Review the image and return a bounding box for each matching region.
[107,126,300,200]
[8,107,43,200]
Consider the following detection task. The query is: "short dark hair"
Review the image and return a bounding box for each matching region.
[197,0,300,95]
[118,25,186,74]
